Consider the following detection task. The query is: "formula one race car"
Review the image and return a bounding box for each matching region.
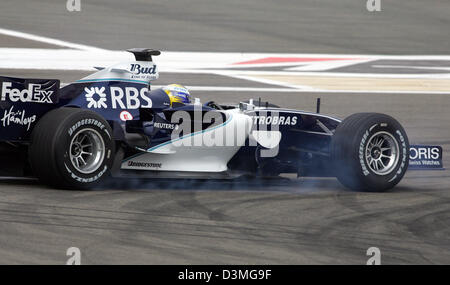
[0,48,412,191]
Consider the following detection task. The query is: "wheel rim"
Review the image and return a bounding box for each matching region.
[69,128,105,174]
[365,131,400,175]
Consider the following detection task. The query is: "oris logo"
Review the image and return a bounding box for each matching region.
[409,145,443,169]
[410,146,440,160]
[1,82,54,103]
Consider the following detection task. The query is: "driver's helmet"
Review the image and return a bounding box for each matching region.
[163,84,191,107]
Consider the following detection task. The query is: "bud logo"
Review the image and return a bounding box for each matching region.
[85,87,107,109]
[1,82,54,103]
[130,64,157,75]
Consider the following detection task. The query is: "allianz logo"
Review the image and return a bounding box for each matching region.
[1,82,54,103]
[130,64,157,75]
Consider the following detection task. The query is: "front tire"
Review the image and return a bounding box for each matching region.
[331,113,409,192]
[29,108,115,189]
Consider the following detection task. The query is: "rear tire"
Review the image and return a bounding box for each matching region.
[29,108,115,189]
[331,113,409,192]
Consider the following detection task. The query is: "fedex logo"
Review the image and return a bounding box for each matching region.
[1,82,54,103]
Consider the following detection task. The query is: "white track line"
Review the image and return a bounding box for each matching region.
[372,65,450,71]
[2,27,450,95]
[0,47,449,78]
[58,83,450,94]
[59,83,303,92]
[0,27,105,51]
[213,71,316,91]
[156,85,303,92]
[196,69,450,79]
[158,86,450,95]
[161,86,450,95]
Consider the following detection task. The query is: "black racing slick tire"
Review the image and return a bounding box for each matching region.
[331,113,409,192]
[29,108,115,189]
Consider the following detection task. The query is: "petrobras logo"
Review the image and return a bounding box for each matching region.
[1,82,54,104]
[253,115,298,126]
[84,86,152,109]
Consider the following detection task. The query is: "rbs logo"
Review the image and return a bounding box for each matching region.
[84,86,152,109]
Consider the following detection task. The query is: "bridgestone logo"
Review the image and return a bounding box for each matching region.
[68,119,105,136]
[127,161,162,169]
[360,130,370,176]
[66,164,108,183]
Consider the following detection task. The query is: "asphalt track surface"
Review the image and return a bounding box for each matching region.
[0,1,450,264]
[2,0,450,54]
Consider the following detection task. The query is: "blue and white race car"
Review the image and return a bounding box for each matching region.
[0,49,439,191]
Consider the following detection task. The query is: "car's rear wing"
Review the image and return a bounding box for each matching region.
[126,48,161,61]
